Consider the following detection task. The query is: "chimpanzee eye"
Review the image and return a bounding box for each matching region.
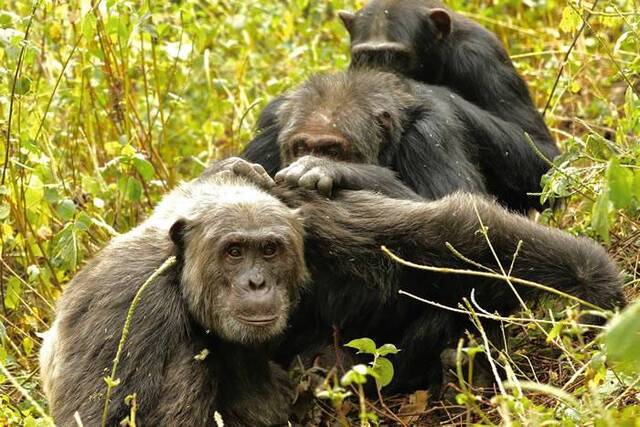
[226,245,243,258]
[326,147,340,158]
[263,242,278,258]
[294,144,307,157]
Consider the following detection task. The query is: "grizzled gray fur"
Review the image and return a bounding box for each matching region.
[40,163,307,426]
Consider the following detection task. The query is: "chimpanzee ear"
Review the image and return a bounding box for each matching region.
[429,8,452,37]
[169,218,188,250]
[338,10,356,34]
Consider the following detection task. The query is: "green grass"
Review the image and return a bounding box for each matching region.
[0,0,639,425]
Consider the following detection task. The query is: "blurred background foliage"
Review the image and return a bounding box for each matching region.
[0,0,638,425]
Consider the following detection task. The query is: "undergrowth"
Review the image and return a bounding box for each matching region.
[0,0,639,425]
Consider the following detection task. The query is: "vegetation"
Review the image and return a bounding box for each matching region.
[0,0,638,425]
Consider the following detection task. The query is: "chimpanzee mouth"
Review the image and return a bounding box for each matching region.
[237,315,279,326]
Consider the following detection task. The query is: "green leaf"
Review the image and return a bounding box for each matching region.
[121,144,137,157]
[53,223,79,269]
[559,6,582,33]
[133,155,155,181]
[25,174,44,209]
[125,177,143,201]
[607,157,634,209]
[605,299,640,375]
[377,343,400,356]
[22,336,34,355]
[634,170,640,201]
[4,277,21,310]
[56,199,76,221]
[0,203,9,220]
[340,364,370,386]
[372,356,394,388]
[345,338,376,355]
[591,192,610,244]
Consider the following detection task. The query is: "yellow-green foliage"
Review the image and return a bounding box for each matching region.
[0,0,639,425]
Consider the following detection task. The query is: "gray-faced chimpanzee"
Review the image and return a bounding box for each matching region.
[40,161,308,427]
[243,69,557,212]
[338,0,558,172]
[229,158,624,395]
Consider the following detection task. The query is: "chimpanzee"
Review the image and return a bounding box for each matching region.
[243,69,557,212]
[338,0,557,165]
[227,158,624,394]
[40,162,308,426]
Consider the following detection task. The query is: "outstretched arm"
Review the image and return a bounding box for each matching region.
[298,189,623,313]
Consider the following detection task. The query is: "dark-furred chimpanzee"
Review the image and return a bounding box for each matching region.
[338,0,558,168]
[230,158,624,395]
[243,70,556,212]
[40,161,308,426]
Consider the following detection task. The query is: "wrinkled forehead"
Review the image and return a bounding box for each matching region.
[280,77,382,132]
[193,188,301,241]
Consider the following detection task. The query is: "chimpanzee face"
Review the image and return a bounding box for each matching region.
[170,187,308,345]
[276,71,414,166]
[339,0,452,76]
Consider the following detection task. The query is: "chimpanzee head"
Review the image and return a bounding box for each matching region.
[338,0,452,77]
[170,178,308,344]
[276,70,415,166]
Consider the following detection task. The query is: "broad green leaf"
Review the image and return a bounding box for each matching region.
[25,174,44,209]
[377,343,400,356]
[605,299,640,375]
[56,199,76,221]
[372,356,394,388]
[4,277,21,310]
[133,155,155,181]
[591,192,610,243]
[0,203,9,220]
[345,338,376,355]
[607,157,634,209]
[121,144,137,157]
[53,223,79,269]
[634,170,640,201]
[559,7,581,33]
[125,177,143,201]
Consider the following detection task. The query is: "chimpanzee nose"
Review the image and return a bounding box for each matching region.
[248,273,266,291]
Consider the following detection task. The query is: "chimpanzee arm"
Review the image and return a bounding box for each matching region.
[300,189,623,313]
[275,155,421,200]
[240,96,284,176]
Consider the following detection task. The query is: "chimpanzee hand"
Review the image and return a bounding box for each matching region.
[204,157,275,189]
[275,155,422,200]
[275,156,341,196]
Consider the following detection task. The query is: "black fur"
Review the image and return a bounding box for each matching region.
[271,180,624,393]
[340,0,558,171]
[243,70,554,212]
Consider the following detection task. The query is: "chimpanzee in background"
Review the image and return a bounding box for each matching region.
[243,70,557,212]
[338,0,558,165]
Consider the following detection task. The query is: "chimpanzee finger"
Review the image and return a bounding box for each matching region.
[231,160,270,188]
[298,170,321,190]
[317,175,333,196]
[282,164,308,186]
[252,164,275,188]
